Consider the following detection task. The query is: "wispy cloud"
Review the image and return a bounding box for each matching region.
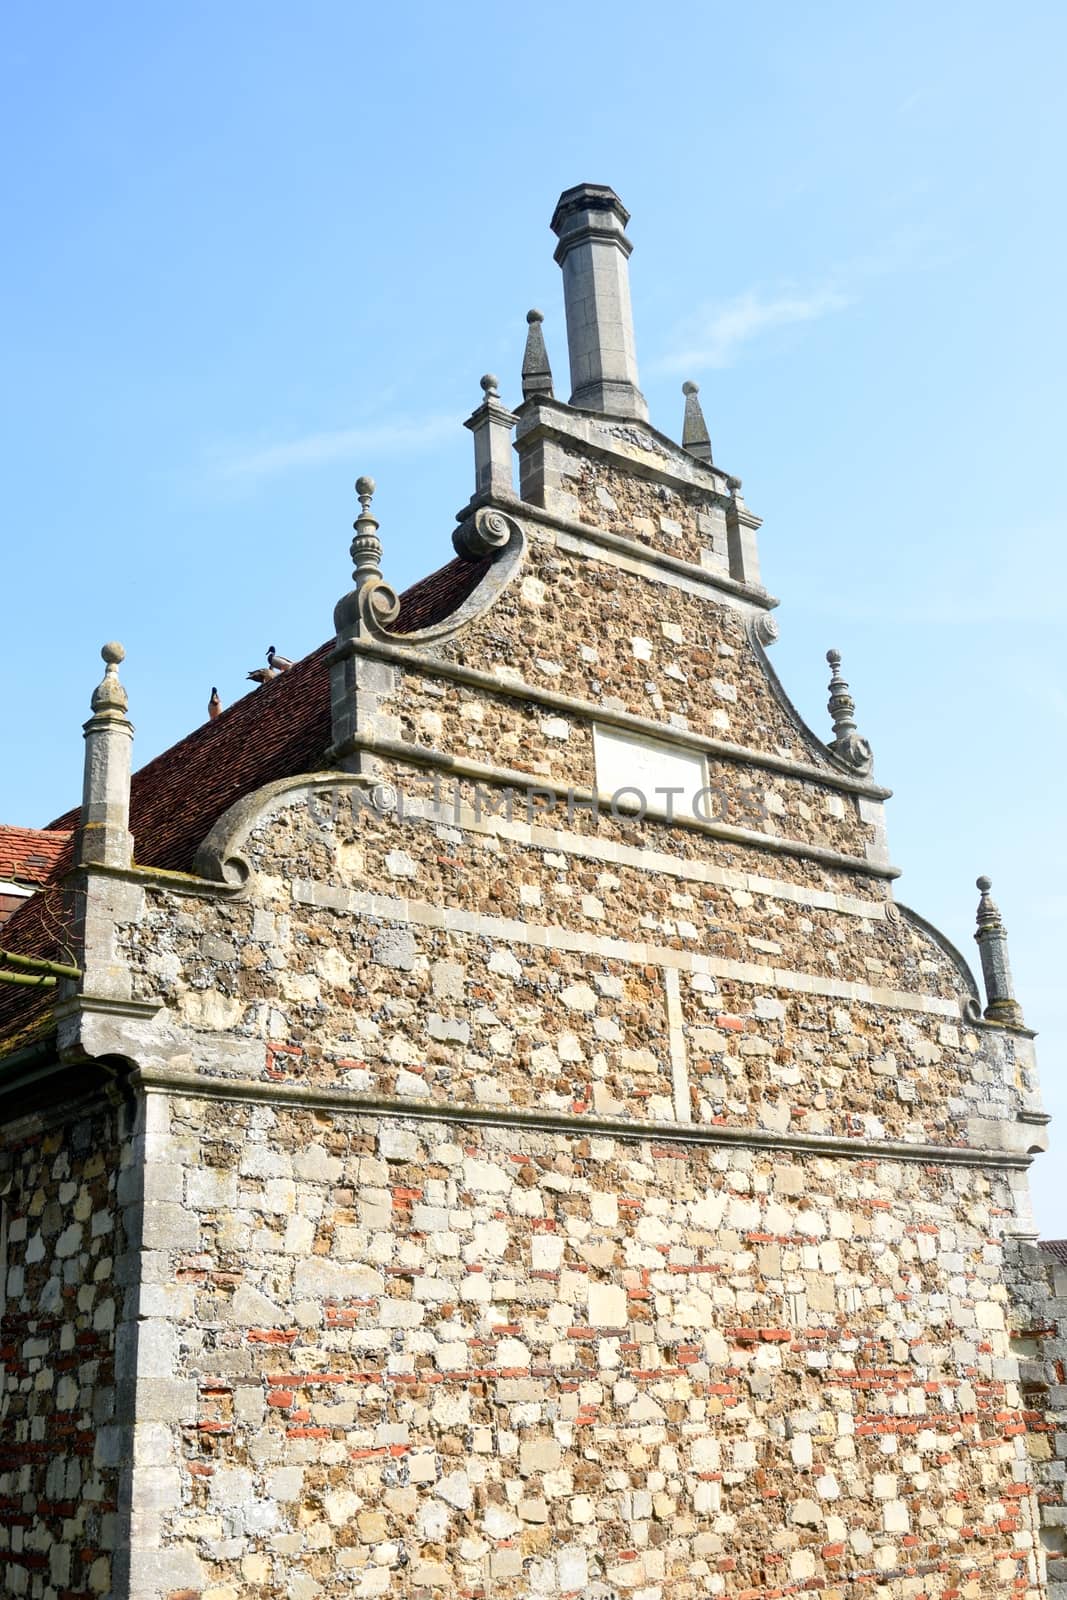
[211,413,459,484]
[658,285,853,373]
[654,225,950,375]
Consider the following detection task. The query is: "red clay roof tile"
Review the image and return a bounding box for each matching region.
[0,827,73,887]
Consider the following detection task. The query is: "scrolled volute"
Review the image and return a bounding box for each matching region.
[829,730,874,776]
[452,504,518,561]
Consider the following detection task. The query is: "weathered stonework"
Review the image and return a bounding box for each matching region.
[435,527,792,754]
[0,1100,130,1598]
[0,182,1055,1600]
[118,788,1036,1156]
[1005,1244,1067,1600]
[115,1097,1045,1600]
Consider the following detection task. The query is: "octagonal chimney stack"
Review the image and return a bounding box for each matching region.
[550,183,648,422]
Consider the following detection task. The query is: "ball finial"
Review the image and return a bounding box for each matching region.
[826,648,841,668]
[355,475,376,500]
[480,374,499,396]
[91,640,129,714]
[977,875,992,893]
[682,380,699,396]
[527,309,544,325]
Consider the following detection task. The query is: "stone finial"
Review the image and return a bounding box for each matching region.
[464,375,518,501]
[521,309,554,400]
[350,475,382,584]
[334,471,401,645]
[91,642,129,715]
[974,876,1025,1027]
[550,183,648,422]
[78,641,134,869]
[681,381,713,464]
[975,875,999,930]
[825,649,873,776]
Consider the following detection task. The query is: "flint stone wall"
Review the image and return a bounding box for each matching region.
[0,1100,130,1598]
[9,396,1050,1600]
[1006,1243,1067,1600]
[387,664,873,860]
[132,1094,1043,1600]
[120,787,1036,1150]
[428,526,810,763]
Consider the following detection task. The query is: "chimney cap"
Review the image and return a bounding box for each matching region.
[550,182,630,237]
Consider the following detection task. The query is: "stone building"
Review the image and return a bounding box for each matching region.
[0,183,1062,1600]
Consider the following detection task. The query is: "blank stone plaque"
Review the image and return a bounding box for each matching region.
[592,725,707,817]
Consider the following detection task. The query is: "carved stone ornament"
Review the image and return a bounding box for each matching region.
[355,575,402,633]
[831,730,874,774]
[753,613,779,647]
[973,874,1025,1027]
[90,641,129,716]
[825,649,873,777]
[337,501,525,650]
[333,568,401,641]
[333,476,398,641]
[452,504,516,561]
[521,309,554,400]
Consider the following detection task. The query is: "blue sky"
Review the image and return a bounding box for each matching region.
[4,3,1065,1229]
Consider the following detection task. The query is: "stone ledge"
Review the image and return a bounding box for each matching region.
[133,1065,1033,1170]
[343,634,892,801]
[289,879,958,1019]
[329,732,901,881]
[182,765,892,921]
[514,400,739,507]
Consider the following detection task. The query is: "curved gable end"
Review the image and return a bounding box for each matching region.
[0,184,1054,1600]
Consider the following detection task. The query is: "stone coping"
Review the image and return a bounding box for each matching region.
[513,400,739,504]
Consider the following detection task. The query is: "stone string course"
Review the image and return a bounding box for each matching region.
[119,791,1033,1150]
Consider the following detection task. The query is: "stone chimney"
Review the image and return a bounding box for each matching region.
[550,183,647,422]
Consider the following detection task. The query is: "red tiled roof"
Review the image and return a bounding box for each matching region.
[0,551,492,1051]
[1040,1239,1067,1265]
[0,826,73,887]
[46,639,336,873]
[393,552,493,633]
